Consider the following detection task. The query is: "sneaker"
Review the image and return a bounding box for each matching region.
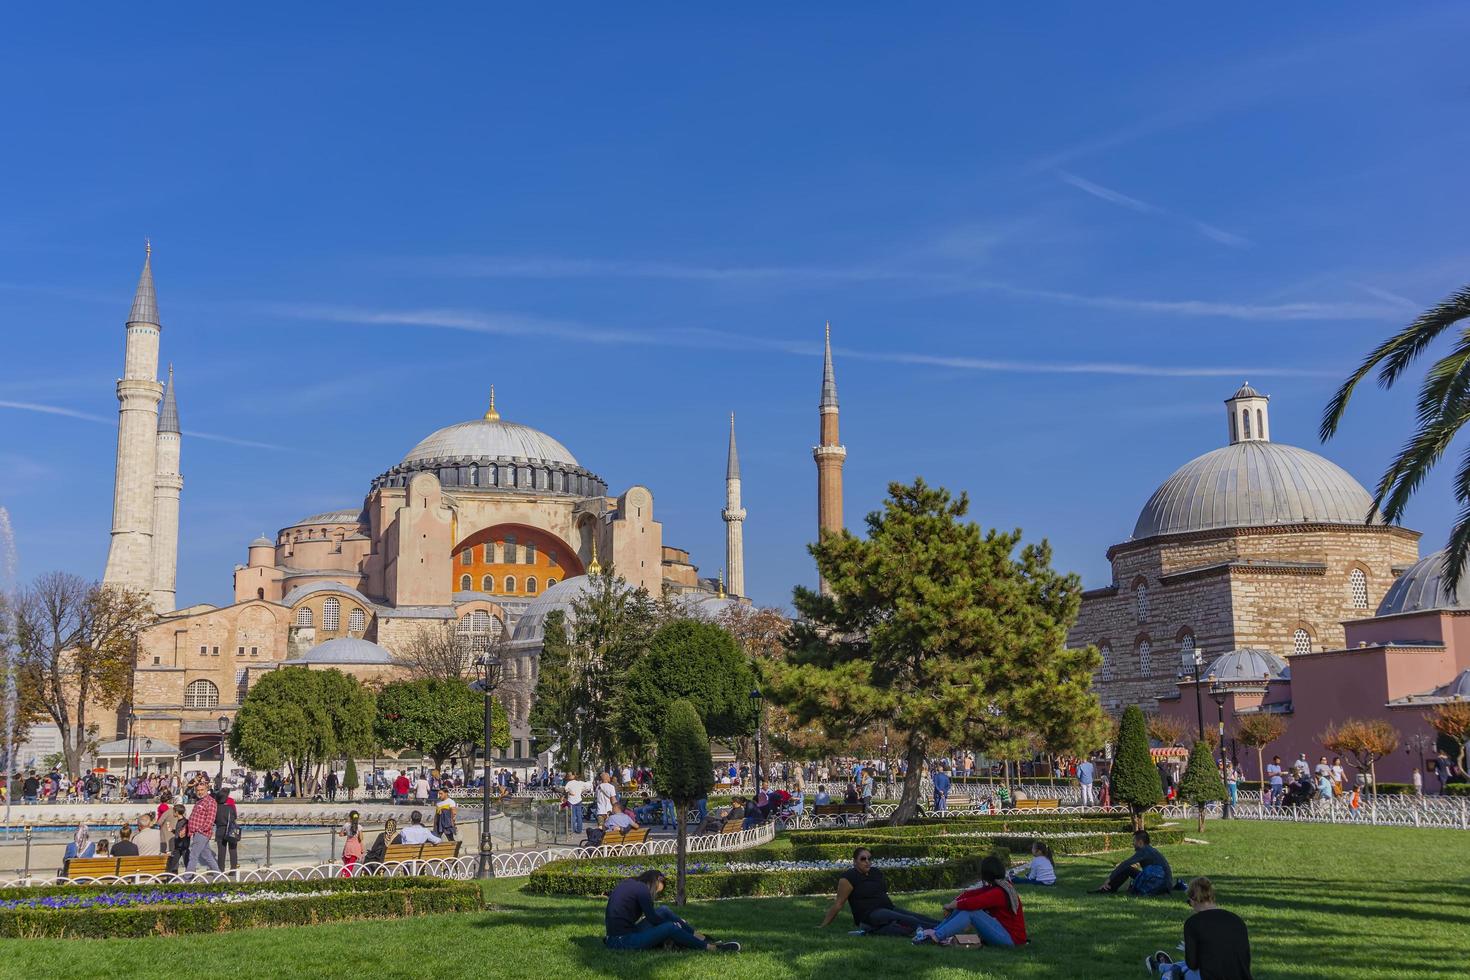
[847,929,868,936]
[714,941,741,953]
[911,928,928,944]
[1145,950,1173,974]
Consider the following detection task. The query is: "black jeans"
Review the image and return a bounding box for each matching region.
[216,839,238,870]
[862,907,943,936]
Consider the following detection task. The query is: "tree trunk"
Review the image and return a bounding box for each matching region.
[1255,747,1265,786]
[1197,804,1205,833]
[675,803,688,907]
[890,735,928,825]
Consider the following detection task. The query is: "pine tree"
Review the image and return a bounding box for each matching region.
[654,699,713,906]
[767,477,1103,824]
[343,755,359,801]
[1111,705,1162,829]
[1178,740,1226,831]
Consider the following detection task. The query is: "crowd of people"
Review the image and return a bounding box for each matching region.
[59,772,242,876]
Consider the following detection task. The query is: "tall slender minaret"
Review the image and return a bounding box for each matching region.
[812,322,846,594]
[723,412,746,598]
[150,365,183,612]
[103,243,163,594]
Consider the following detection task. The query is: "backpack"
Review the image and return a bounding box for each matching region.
[224,808,242,843]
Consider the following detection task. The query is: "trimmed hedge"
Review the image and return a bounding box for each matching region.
[795,814,1159,842]
[1444,784,1470,797]
[525,854,987,899]
[0,876,482,939]
[789,828,1185,862]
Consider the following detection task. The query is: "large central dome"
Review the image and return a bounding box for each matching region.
[1133,441,1380,540]
[401,419,578,468]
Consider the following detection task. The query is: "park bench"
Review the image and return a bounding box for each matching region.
[1014,798,1060,810]
[62,855,170,880]
[719,818,745,834]
[814,803,867,825]
[599,827,649,846]
[382,840,462,872]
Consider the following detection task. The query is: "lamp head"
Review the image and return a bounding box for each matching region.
[217,716,230,734]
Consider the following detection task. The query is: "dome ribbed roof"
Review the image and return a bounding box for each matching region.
[290,509,364,527]
[1376,550,1469,616]
[510,576,598,644]
[1206,648,1290,683]
[249,535,274,548]
[401,419,578,468]
[295,637,394,665]
[1133,442,1380,540]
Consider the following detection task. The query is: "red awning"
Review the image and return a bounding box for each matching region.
[1149,747,1189,760]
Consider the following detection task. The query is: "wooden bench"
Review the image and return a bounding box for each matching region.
[1014,798,1061,810]
[62,855,170,880]
[382,840,463,867]
[718,818,745,834]
[599,827,649,846]
[813,803,867,824]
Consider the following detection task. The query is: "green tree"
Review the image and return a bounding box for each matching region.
[230,667,375,795]
[653,699,713,906]
[529,610,578,770]
[1110,705,1162,829]
[1321,283,1470,590]
[620,619,756,753]
[375,677,507,769]
[343,755,359,801]
[766,478,1100,824]
[1178,740,1226,832]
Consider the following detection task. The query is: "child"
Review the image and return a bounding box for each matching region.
[340,811,364,877]
[1010,841,1056,886]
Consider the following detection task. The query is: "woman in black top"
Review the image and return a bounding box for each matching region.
[818,848,942,936]
[1147,876,1252,980]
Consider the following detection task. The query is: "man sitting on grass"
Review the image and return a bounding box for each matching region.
[1146,876,1252,979]
[1092,830,1178,896]
[604,869,741,952]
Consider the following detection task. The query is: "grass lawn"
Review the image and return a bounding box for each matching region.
[2,821,1466,979]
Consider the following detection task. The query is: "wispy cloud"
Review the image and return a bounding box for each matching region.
[0,400,289,451]
[274,304,1332,381]
[1056,170,1251,248]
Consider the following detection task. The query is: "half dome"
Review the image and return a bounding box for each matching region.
[1376,549,1470,616]
[1133,442,1380,540]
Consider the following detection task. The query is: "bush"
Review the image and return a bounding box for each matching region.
[790,829,1184,862]
[525,854,988,899]
[0,876,481,939]
[1443,784,1470,797]
[809,813,1162,839]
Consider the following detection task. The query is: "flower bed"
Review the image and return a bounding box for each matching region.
[791,814,1160,843]
[0,876,482,938]
[525,852,987,898]
[789,828,1185,862]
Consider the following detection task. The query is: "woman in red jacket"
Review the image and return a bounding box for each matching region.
[914,855,1027,948]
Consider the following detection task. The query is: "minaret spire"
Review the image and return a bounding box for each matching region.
[813,321,847,595]
[151,363,183,611]
[723,412,746,598]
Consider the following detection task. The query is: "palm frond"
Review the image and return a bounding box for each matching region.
[1372,371,1470,521]
[1439,452,1470,594]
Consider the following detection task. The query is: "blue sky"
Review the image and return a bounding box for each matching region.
[3,5,1469,610]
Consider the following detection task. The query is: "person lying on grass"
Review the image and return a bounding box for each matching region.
[912,854,1027,948]
[1008,841,1056,885]
[603,869,741,952]
[1092,830,1180,896]
[818,847,943,937]
[1146,876,1253,980]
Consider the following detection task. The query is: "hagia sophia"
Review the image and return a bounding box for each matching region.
[82,247,1468,782]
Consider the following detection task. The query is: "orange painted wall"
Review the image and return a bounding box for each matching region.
[452,523,583,598]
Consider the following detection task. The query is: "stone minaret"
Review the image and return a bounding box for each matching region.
[150,365,183,612]
[812,322,846,594]
[103,244,163,594]
[723,412,746,598]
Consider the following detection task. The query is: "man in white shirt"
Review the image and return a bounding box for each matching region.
[563,773,590,835]
[396,811,442,845]
[596,773,619,827]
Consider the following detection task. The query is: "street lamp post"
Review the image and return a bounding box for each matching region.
[125,711,137,783]
[1207,675,1227,765]
[474,653,504,880]
[1182,648,1206,742]
[749,688,764,792]
[215,716,229,791]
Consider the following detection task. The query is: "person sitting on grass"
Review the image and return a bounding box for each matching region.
[1009,841,1056,886]
[819,847,942,937]
[605,801,639,833]
[1092,830,1177,895]
[604,869,741,952]
[913,854,1027,948]
[1146,876,1252,980]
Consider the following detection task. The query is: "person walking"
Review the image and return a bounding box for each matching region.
[325,769,339,802]
[1077,758,1096,806]
[932,767,952,812]
[433,786,458,841]
[185,777,221,874]
[214,788,240,871]
[563,772,590,836]
[595,773,618,828]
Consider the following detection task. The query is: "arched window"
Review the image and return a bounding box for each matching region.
[1292,628,1312,656]
[461,550,473,566]
[1099,642,1113,681]
[1229,411,1238,442]
[484,542,495,563]
[1256,409,1264,437]
[256,587,265,600]
[184,679,220,709]
[482,575,495,593]
[468,464,478,487]
[460,574,472,591]
[1135,582,1149,623]
[1137,638,1152,677]
[547,578,557,589]
[295,606,313,627]
[1179,632,1195,665]
[526,576,538,594]
[1349,568,1368,609]
[1242,409,1252,439]
[322,597,340,632]
[348,608,365,633]
[505,576,517,593]
[525,542,537,565]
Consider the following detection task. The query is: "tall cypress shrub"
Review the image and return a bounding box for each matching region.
[1111,705,1162,830]
[654,699,713,906]
[1178,740,1226,831]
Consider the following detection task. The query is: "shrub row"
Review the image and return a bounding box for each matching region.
[789,828,1185,863]
[794,815,1154,842]
[0,874,451,902]
[525,854,987,899]
[1444,784,1470,797]
[0,878,482,939]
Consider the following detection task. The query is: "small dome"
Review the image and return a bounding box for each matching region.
[673,592,742,620]
[1206,648,1290,683]
[402,419,578,468]
[249,535,274,548]
[1230,382,1262,399]
[295,637,394,665]
[1376,550,1470,616]
[510,576,599,644]
[1134,442,1380,540]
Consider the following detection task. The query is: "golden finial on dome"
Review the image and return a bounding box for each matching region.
[483,385,501,422]
[717,569,726,599]
[587,536,601,576]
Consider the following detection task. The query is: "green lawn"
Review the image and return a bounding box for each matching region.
[2,821,1466,979]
